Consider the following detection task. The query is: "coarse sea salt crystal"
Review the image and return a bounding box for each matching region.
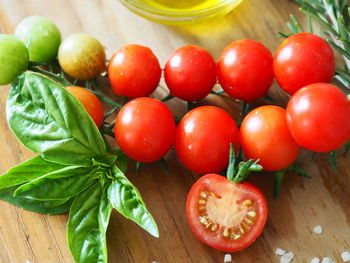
[275,248,286,256]
[280,251,294,263]
[321,257,332,263]
[310,258,320,263]
[224,254,232,263]
[342,251,350,262]
[313,225,323,234]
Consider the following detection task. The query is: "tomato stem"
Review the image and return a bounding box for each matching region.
[273,169,285,198]
[161,94,174,102]
[328,151,337,172]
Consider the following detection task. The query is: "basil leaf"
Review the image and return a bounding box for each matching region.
[14,166,96,200]
[67,182,112,263]
[116,153,127,174]
[108,165,159,238]
[0,155,66,189]
[7,72,106,166]
[0,185,72,215]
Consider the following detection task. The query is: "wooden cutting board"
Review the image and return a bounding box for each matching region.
[0,0,349,262]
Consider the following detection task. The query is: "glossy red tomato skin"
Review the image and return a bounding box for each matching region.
[175,106,239,174]
[217,39,274,102]
[186,174,268,252]
[108,44,161,98]
[65,86,104,128]
[240,106,300,171]
[164,45,217,102]
[286,83,350,152]
[114,97,175,163]
[274,33,335,95]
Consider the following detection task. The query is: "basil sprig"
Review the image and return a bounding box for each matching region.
[0,72,158,263]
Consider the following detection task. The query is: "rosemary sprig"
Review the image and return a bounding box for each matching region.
[283,0,350,90]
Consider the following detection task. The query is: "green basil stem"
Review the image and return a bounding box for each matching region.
[273,169,285,198]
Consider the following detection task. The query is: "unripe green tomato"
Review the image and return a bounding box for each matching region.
[0,34,29,85]
[58,33,106,80]
[15,16,61,62]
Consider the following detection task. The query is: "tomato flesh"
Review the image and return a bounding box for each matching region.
[186,174,268,252]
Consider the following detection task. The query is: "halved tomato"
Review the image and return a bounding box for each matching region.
[186,174,268,252]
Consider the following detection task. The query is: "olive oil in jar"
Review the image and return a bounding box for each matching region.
[141,0,230,12]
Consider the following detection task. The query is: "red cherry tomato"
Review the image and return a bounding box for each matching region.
[217,39,274,102]
[108,44,161,98]
[114,97,175,162]
[286,83,350,152]
[175,106,239,174]
[274,33,335,95]
[186,174,268,252]
[240,105,300,171]
[164,45,216,101]
[65,86,104,128]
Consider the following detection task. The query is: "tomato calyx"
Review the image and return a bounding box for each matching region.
[273,162,311,197]
[226,144,263,183]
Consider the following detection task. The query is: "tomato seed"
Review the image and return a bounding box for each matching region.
[242,200,253,206]
[248,211,256,218]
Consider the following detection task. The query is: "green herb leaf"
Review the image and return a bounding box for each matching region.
[108,164,159,238]
[0,185,72,214]
[7,72,106,166]
[67,182,112,263]
[14,166,96,200]
[0,155,66,189]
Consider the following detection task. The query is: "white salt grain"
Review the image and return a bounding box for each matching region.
[280,251,294,263]
[224,254,232,263]
[313,225,323,235]
[275,248,286,256]
[310,258,320,263]
[321,257,332,263]
[342,251,350,262]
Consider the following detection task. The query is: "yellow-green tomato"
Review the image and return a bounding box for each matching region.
[0,34,29,85]
[58,33,106,80]
[15,16,61,62]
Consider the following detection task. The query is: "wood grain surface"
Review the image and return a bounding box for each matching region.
[0,0,349,262]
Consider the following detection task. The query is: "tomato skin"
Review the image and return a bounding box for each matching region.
[114,97,175,163]
[274,33,335,95]
[286,83,350,152]
[240,106,300,171]
[58,34,106,80]
[186,174,268,252]
[15,16,61,63]
[0,34,29,85]
[164,45,216,101]
[175,106,239,174]
[65,86,104,128]
[108,44,161,98]
[217,39,274,102]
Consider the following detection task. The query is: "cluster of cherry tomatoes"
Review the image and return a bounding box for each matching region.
[1,16,350,253]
